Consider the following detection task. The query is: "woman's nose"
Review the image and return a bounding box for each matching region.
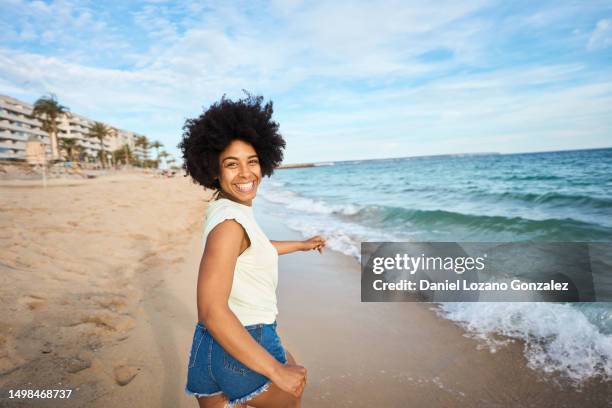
[238,162,251,177]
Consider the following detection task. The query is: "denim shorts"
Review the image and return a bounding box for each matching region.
[185,321,287,407]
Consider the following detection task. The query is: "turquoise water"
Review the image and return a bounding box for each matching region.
[256,147,612,383]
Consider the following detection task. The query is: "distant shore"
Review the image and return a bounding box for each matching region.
[277,162,317,169]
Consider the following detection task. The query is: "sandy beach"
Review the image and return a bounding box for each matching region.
[1,173,611,407]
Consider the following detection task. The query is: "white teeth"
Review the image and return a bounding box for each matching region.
[235,181,254,192]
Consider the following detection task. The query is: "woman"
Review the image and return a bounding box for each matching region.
[179,93,326,408]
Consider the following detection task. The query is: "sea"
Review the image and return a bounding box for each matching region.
[255,147,612,384]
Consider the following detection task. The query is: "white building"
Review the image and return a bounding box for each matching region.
[0,95,51,160]
[0,94,146,163]
[110,129,148,162]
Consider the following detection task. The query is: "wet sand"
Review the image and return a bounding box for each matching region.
[0,174,610,407]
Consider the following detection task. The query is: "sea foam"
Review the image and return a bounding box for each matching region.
[259,186,360,216]
[436,302,612,383]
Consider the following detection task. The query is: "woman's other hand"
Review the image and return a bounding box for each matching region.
[302,235,326,253]
[270,363,307,397]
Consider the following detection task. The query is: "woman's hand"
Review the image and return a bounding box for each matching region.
[302,235,326,253]
[270,363,307,397]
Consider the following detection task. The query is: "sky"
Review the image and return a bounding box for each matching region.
[0,0,611,164]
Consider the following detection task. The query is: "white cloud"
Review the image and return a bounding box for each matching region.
[1,1,611,163]
[587,19,612,50]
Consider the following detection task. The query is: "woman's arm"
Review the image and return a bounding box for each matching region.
[197,219,306,397]
[271,235,326,255]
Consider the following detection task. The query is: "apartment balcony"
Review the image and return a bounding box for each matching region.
[0,149,25,160]
[0,121,47,137]
[0,100,32,116]
[0,140,26,151]
[0,130,29,142]
[0,110,42,127]
[3,119,33,130]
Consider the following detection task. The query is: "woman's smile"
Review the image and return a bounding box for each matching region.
[234,180,256,193]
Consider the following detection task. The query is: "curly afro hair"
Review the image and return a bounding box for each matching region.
[178,92,286,191]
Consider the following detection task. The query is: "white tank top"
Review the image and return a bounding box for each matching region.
[201,198,279,325]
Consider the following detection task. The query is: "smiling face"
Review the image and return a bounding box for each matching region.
[217,139,262,206]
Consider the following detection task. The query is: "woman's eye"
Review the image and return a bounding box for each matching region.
[226,162,238,168]
[249,160,259,165]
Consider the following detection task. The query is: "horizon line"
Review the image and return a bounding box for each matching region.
[283,145,612,166]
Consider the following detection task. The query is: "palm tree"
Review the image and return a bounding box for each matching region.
[87,122,111,168]
[123,143,133,166]
[141,136,150,158]
[135,135,150,166]
[32,94,70,161]
[151,140,163,167]
[59,137,79,162]
[112,144,133,166]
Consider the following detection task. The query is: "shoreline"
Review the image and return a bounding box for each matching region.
[255,198,612,407]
